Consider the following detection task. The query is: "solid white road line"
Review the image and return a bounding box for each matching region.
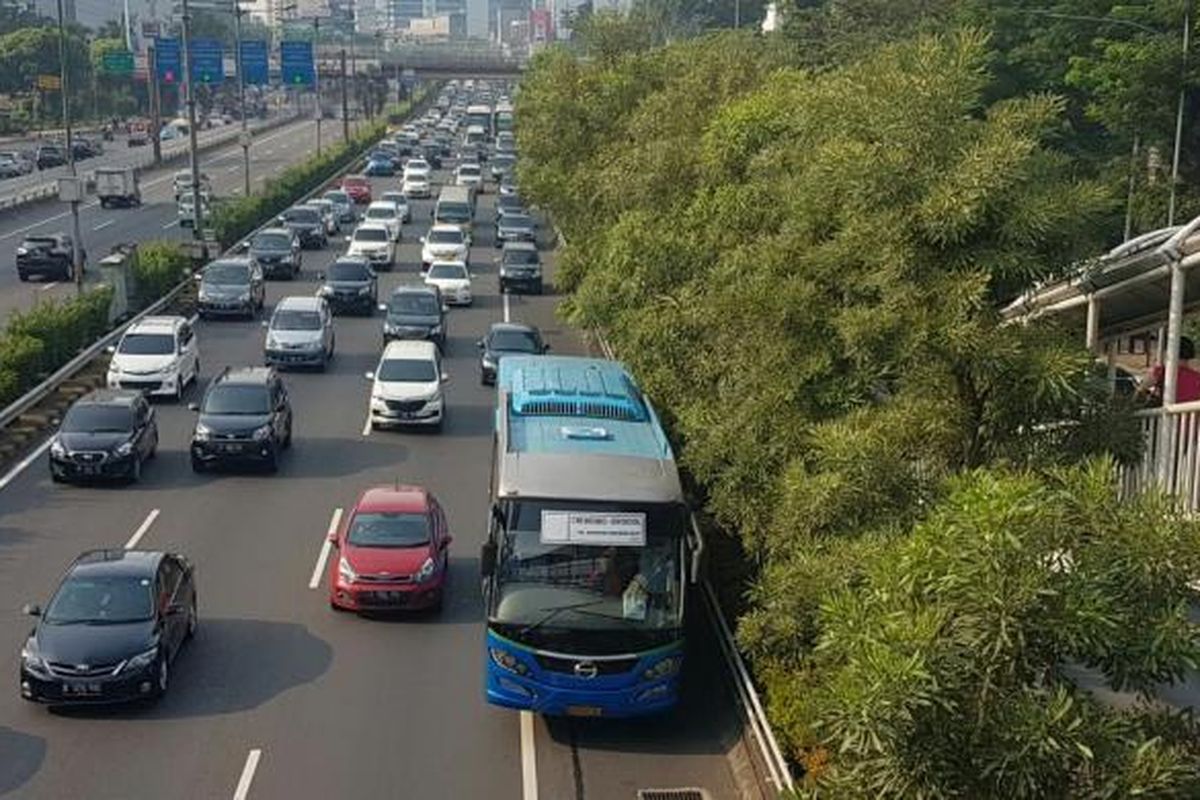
[361,411,372,437]
[162,220,178,230]
[308,507,342,589]
[37,282,58,292]
[232,748,262,800]
[503,291,511,323]
[124,509,160,550]
[520,710,539,800]
[0,437,52,493]
[226,165,240,173]
[93,219,114,231]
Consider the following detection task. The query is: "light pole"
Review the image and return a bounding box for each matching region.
[232,0,251,195]
[180,0,205,241]
[1024,7,1191,232]
[314,17,322,155]
[54,0,84,292]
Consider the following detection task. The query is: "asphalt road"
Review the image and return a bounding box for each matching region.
[0,115,349,325]
[0,130,752,797]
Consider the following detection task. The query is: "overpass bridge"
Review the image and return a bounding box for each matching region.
[312,46,526,78]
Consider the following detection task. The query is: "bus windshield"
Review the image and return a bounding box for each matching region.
[490,499,685,654]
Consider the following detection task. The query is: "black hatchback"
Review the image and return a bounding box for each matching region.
[477,322,548,385]
[318,257,377,315]
[20,549,196,706]
[380,286,447,348]
[49,390,158,483]
[189,366,292,473]
[277,206,327,249]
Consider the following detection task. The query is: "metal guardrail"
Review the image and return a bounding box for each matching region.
[592,330,796,795]
[0,113,301,213]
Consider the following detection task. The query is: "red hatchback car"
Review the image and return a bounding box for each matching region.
[341,176,372,205]
[328,486,451,612]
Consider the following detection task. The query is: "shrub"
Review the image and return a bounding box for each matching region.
[132,241,190,309]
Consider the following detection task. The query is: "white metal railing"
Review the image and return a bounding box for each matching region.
[1123,402,1200,511]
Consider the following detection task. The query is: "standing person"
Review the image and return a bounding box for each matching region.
[1141,336,1200,404]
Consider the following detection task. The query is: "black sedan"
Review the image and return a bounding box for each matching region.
[277,206,327,249]
[248,227,301,280]
[20,549,196,706]
[49,390,158,483]
[477,322,549,385]
[318,257,377,315]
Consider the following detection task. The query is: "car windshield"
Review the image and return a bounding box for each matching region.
[204,264,249,285]
[406,174,427,183]
[328,262,371,281]
[388,293,439,315]
[283,208,319,223]
[253,233,291,249]
[503,215,533,228]
[44,574,154,624]
[381,193,406,205]
[325,191,349,204]
[499,196,523,210]
[428,229,464,245]
[504,249,539,266]
[118,333,175,355]
[378,358,437,382]
[428,263,467,280]
[459,166,480,176]
[355,228,388,242]
[490,329,541,352]
[494,155,516,166]
[437,204,470,223]
[61,404,134,433]
[366,208,394,219]
[271,310,322,330]
[21,237,58,248]
[407,160,429,170]
[346,512,430,548]
[203,385,269,415]
[344,178,367,187]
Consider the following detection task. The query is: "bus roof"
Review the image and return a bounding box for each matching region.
[494,356,683,504]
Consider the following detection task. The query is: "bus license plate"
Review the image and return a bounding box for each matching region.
[566,706,602,718]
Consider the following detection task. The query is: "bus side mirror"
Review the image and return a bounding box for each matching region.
[480,541,496,577]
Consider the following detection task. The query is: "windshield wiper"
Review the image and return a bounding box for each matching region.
[518,599,608,637]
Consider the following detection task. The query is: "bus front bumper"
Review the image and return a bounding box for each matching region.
[486,671,680,718]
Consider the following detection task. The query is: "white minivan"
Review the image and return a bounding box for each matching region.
[367,340,448,431]
[106,316,200,400]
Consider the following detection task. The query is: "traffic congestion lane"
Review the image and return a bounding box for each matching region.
[0,152,746,799]
[0,165,525,799]
[0,117,346,324]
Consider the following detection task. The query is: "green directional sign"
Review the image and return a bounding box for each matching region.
[101,50,135,75]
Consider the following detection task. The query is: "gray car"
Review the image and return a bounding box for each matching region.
[197,259,265,319]
[495,212,537,247]
[263,296,335,370]
[323,190,357,224]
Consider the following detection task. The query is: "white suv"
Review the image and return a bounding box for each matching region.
[346,223,396,270]
[367,340,448,431]
[420,224,470,272]
[106,316,199,400]
[363,201,403,242]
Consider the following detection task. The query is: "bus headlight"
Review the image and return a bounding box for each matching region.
[489,647,529,676]
[642,656,682,681]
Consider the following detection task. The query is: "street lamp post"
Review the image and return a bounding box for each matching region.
[314,17,322,156]
[232,0,251,196]
[180,0,205,241]
[54,0,84,292]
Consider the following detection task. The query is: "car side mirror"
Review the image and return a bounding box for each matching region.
[327,528,339,546]
[441,372,450,383]
[22,603,40,617]
[105,344,116,354]
[418,236,425,244]
[377,303,387,312]
[480,541,496,577]
[260,320,269,328]
[543,344,551,353]
[237,241,250,253]
[365,371,375,381]
[440,535,452,550]
[476,339,484,349]
[193,272,204,282]
[344,235,352,242]
[316,272,324,281]
[187,402,200,412]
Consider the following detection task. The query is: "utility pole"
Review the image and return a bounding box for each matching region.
[149,44,163,165]
[313,17,322,156]
[349,33,357,133]
[54,0,84,293]
[340,48,349,142]
[1168,2,1191,226]
[232,0,250,195]
[180,0,205,241]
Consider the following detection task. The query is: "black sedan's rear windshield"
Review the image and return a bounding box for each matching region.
[45,575,154,624]
[62,405,134,433]
[329,262,371,280]
[254,233,291,249]
[203,385,269,415]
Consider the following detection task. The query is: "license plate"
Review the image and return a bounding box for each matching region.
[219,443,241,453]
[78,465,99,476]
[566,706,603,718]
[64,682,101,695]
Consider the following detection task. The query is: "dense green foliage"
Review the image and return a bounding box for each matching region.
[517,23,1200,798]
[211,118,391,247]
[132,242,191,309]
[0,287,113,407]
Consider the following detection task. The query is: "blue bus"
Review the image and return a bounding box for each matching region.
[480,356,702,717]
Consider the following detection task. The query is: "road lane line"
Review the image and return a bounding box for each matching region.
[0,437,52,493]
[503,290,511,323]
[124,509,160,550]
[38,282,58,292]
[308,507,342,589]
[232,748,262,800]
[93,219,114,231]
[361,411,372,437]
[226,165,239,173]
[520,710,539,800]
[162,220,178,230]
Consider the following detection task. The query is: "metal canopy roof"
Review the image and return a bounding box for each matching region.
[1002,225,1200,338]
